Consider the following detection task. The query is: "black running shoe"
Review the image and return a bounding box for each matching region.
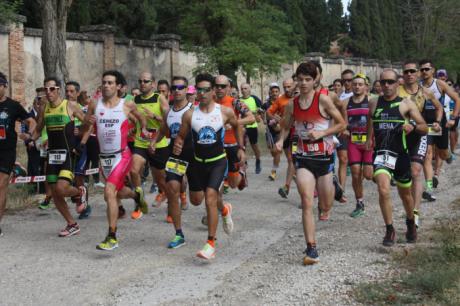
[382,226,396,247]
[433,176,439,189]
[303,245,319,265]
[333,175,343,201]
[422,191,436,202]
[405,218,417,243]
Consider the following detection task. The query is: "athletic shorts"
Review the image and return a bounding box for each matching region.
[74,145,88,176]
[427,125,449,150]
[133,146,169,170]
[373,152,411,188]
[294,155,334,179]
[347,142,373,166]
[265,130,278,149]
[225,145,240,174]
[449,117,460,131]
[0,149,16,175]
[409,135,428,164]
[245,127,258,145]
[100,149,132,191]
[336,135,349,151]
[187,157,228,192]
[46,149,75,183]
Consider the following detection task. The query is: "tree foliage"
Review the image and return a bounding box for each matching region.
[0,0,23,24]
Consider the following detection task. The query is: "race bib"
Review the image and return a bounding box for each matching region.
[0,125,5,140]
[427,124,442,136]
[140,128,157,141]
[351,132,367,144]
[99,154,117,177]
[374,150,397,170]
[48,150,67,165]
[298,139,326,156]
[165,157,189,176]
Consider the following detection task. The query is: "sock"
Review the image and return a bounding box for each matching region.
[109,227,117,239]
[176,229,184,238]
[426,180,433,191]
[221,205,229,217]
[386,224,394,232]
[307,242,316,249]
[285,184,290,190]
[44,196,51,204]
[207,236,215,248]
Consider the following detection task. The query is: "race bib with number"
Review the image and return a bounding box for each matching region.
[298,139,326,156]
[374,150,397,170]
[141,128,158,140]
[0,125,5,139]
[427,124,442,136]
[48,150,67,165]
[99,154,117,177]
[351,132,367,144]
[165,157,189,176]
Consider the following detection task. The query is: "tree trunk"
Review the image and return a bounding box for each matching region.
[37,0,72,83]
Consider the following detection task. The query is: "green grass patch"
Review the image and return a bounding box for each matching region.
[354,203,460,305]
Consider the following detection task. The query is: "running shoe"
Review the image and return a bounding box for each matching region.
[303,246,319,265]
[237,170,248,190]
[38,197,51,210]
[0,227,3,237]
[318,208,330,221]
[390,178,396,186]
[150,183,157,194]
[413,209,420,228]
[446,154,454,164]
[197,243,216,260]
[223,183,229,194]
[168,235,186,249]
[422,191,436,202]
[135,186,148,214]
[78,204,92,220]
[201,215,208,226]
[350,201,365,218]
[118,205,126,219]
[433,176,439,189]
[268,170,277,181]
[76,186,88,214]
[131,209,143,220]
[166,215,173,223]
[406,218,417,243]
[255,159,261,174]
[278,186,289,199]
[222,203,234,235]
[180,192,188,210]
[333,175,343,201]
[96,235,119,251]
[94,181,105,188]
[154,192,167,207]
[382,226,395,247]
[59,223,80,237]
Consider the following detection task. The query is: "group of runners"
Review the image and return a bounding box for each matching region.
[0,58,459,265]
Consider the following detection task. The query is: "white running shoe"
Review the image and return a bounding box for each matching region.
[196,243,216,260]
[222,203,234,235]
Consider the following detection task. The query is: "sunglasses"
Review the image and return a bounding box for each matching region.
[196,87,212,94]
[342,79,353,83]
[380,79,398,85]
[102,81,114,85]
[171,85,187,91]
[214,84,227,89]
[420,67,432,72]
[45,86,59,92]
[138,79,152,84]
[403,69,418,75]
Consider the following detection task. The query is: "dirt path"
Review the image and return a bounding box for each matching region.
[1,156,459,306]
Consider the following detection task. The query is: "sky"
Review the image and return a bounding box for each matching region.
[342,0,350,15]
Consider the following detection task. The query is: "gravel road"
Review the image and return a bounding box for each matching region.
[1,155,459,306]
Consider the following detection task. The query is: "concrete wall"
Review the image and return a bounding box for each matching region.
[0,33,9,80]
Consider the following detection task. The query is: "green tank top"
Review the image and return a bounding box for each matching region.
[44,99,75,150]
[241,96,258,128]
[134,92,168,149]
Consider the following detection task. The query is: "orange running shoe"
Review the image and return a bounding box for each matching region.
[166,215,173,223]
[154,192,167,207]
[131,209,143,220]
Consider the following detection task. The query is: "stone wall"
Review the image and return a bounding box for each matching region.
[0,18,402,108]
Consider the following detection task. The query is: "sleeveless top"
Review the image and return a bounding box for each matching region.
[166,102,193,157]
[191,104,226,161]
[292,92,334,160]
[44,99,76,151]
[372,96,407,154]
[95,98,129,154]
[240,96,258,128]
[134,92,168,149]
[347,95,370,145]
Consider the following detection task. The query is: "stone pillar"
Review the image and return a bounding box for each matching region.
[81,25,116,71]
[152,34,181,79]
[8,15,26,105]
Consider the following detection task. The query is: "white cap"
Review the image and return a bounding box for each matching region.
[269,82,280,89]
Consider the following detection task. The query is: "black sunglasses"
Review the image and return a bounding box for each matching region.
[403,69,418,75]
[342,79,353,83]
[138,79,152,84]
[380,79,398,85]
[171,85,187,91]
[196,87,212,94]
[420,67,432,72]
[214,84,227,89]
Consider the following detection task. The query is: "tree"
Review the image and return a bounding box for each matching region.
[37,0,72,82]
[327,0,346,42]
[0,0,23,24]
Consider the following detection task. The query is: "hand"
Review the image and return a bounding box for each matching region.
[143,107,156,120]
[446,119,455,128]
[73,143,86,156]
[273,114,282,122]
[225,123,232,130]
[432,122,441,132]
[173,142,183,156]
[365,138,372,151]
[26,139,35,148]
[18,133,29,141]
[141,128,152,139]
[402,123,415,135]
[275,140,283,152]
[42,139,48,149]
[128,127,136,138]
[237,149,246,166]
[88,115,97,125]
[148,141,157,155]
[307,130,325,141]
[268,119,277,126]
[340,130,350,137]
